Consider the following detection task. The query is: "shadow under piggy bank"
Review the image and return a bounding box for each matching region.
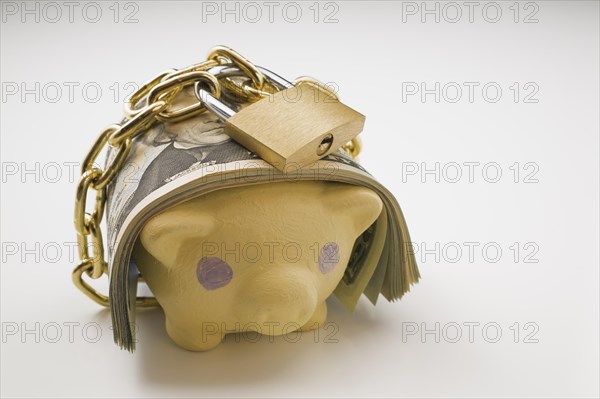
[134,295,387,387]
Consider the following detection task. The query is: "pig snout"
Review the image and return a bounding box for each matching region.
[235,266,319,332]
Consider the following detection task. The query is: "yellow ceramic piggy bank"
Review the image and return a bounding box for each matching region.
[133,181,382,351]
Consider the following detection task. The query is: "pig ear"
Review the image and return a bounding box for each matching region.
[138,207,218,268]
[323,184,383,235]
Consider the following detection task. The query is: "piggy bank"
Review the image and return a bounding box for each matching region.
[133,180,383,351]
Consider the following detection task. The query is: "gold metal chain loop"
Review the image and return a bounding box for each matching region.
[148,71,222,123]
[81,125,120,175]
[208,45,266,90]
[73,261,158,307]
[73,260,110,306]
[72,46,362,306]
[124,69,176,118]
[169,59,220,77]
[74,168,104,236]
[224,77,276,100]
[95,138,132,191]
[293,76,339,100]
[108,101,168,146]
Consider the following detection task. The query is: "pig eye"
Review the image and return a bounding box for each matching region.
[196,257,233,290]
[319,242,340,274]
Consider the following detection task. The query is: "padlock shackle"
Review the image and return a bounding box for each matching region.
[197,65,292,121]
[206,64,292,90]
[195,84,236,121]
[255,66,293,90]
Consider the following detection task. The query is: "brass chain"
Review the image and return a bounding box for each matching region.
[72,46,362,306]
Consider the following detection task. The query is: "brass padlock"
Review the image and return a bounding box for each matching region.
[196,67,365,171]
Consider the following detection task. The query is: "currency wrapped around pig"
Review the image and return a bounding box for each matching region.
[106,88,420,351]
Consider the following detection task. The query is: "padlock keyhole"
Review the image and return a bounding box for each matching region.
[317,133,333,156]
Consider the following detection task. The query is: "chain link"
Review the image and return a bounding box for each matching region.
[123,69,176,118]
[148,71,221,123]
[208,45,266,90]
[72,46,362,306]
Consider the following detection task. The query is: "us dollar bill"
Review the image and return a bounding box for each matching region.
[105,108,419,351]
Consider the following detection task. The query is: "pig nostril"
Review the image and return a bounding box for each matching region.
[197,257,233,290]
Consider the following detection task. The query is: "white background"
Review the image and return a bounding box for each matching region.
[1,1,598,397]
